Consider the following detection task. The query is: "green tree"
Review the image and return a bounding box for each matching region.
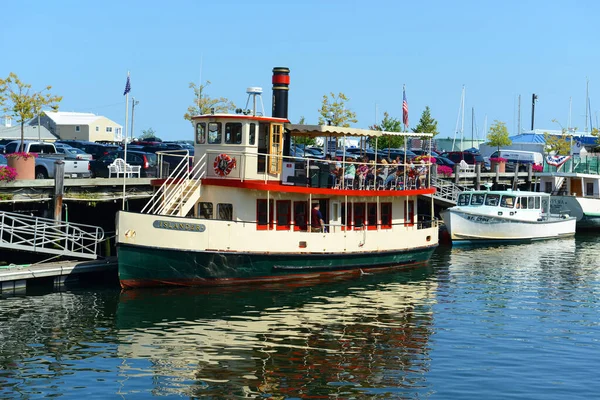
[183,81,236,124]
[1,72,62,151]
[412,106,439,136]
[486,120,512,152]
[140,127,159,140]
[292,116,316,146]
[369,111,404,148]
[317,92,358,127]
[544,132,572,155]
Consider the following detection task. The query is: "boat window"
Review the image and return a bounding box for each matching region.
[276,200,291,230]
[541,197,548,212]
[404,200,415,226]
[341,203,353,230]
[225,123,243,144]
[484,194,500,206]
[528,197,535,209]
[381,203,392,229]
[500,195,515,208]
[217,203,233,220]
[518,197,528,209]
[471,193,485,206]
[367,202,377,230]
[535,197,541,209]
[257,199,274,230]
[457,193,471,206]
[293,201,308,231]
[198,202,212,219]
[354,203,365,229]
[208,122,222,144]
[249,123,256,145]
[196,122,206,144]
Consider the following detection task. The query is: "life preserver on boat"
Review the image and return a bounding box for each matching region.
[213,153,236,176]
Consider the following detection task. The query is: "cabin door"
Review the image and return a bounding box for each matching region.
[570,178,582,196]
[268,123,284,174]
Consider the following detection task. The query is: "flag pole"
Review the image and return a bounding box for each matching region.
[122,71,130,210]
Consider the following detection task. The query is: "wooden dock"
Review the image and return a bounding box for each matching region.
[0,257,118,295]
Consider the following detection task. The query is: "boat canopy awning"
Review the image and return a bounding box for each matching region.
[285,124,433,138]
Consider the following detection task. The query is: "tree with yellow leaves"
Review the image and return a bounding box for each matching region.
[183,81,236,124]
[1,73,62,152]
[317,92,358,127]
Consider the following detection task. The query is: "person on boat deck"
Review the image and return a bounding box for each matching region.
[325,154,340,187]
[311,203,325,232]
[386,166,405,189]
[357,157,370,187]
[416,160,428,189]
[377,158,389,185]
[343,158,356,180]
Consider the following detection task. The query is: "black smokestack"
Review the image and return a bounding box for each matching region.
[272,67,290,119]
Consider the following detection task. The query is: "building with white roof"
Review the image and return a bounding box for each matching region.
[38,111,122,142]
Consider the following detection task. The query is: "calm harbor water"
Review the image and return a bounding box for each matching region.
[1,235,600,399]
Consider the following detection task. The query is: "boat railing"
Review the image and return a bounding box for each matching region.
[201,149,435,192]
[543,155,600,175]
[141,151,204,215]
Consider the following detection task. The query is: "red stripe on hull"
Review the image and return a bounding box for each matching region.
[120,260,429,289]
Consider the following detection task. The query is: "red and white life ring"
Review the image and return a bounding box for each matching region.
[213,153,237,176]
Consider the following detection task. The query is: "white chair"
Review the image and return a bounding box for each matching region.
[108,158,126,178]
[126,164,141,178]
[459,160,474,173]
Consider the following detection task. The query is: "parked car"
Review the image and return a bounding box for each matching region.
[89,150,158,178]
[0,154,6,166]
[489,150,543,172]
[4,140,90,178]
[435,155,456,168]
[411,149,440,158]
[57,140,120,160]
[440,151,489,171]
[56,146,94,161]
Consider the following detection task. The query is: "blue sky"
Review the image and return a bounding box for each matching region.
[2,0,598,142]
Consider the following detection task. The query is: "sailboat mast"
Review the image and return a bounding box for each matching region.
[585,78,589,133]
[471,107,474,148]
[568,96,572,131]
[518,95,521,134]
[461,87,465,150]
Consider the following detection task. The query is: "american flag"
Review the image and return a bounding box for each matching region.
[123,74,131,96]
[402,85,409,129]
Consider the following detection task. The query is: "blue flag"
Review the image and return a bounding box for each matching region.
[123,75,131,96]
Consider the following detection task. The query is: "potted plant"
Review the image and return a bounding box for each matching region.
[0,165,18,184]
[6,152,37,180]
[437,165,453,177]
[489,157,507,173]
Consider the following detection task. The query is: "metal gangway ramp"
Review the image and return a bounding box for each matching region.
[0,211,104,260]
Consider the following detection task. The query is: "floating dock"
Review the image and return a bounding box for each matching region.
[0,257,117,295]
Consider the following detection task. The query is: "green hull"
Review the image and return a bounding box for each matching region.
[118,244,437,288]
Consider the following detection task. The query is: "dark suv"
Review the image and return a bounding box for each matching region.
[441,151,488,171]
[57,140,120,160]
[89,150,158,178]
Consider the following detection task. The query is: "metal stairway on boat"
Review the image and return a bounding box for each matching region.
[429,176,464,205]
[142,153,206,217]
[0,211,104,260]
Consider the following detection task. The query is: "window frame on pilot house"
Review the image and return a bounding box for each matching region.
[404,200,415,226]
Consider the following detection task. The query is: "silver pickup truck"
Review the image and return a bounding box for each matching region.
[4,141,91,179]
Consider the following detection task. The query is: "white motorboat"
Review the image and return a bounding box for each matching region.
[441,188,576,244]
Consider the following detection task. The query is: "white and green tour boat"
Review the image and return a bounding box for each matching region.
[115,67,439,288]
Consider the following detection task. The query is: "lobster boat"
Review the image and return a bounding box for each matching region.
[115,67,439,288]
[441,187,576,244]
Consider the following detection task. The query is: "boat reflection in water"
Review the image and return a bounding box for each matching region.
[116,265,438,398]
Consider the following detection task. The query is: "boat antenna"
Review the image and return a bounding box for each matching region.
[244,87,265,116]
